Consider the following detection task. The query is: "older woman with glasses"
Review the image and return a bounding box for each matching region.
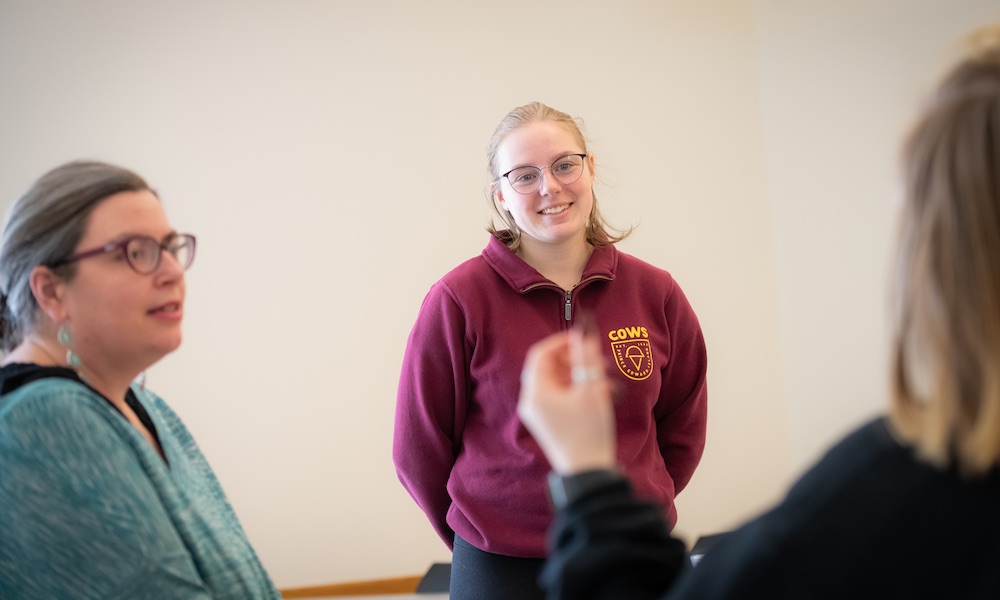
[0,161,279,599]
[393,102,708,599]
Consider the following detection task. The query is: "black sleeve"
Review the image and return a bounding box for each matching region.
[541,477,687,600]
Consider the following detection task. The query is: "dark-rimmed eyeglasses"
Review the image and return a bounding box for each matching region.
[48,233,197,275]
[500,153,588,194]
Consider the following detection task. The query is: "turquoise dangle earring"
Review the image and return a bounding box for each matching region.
[57,325,82,369]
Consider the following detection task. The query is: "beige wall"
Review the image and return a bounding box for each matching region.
[0,0,996,588]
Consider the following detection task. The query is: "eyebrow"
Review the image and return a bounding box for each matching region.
[506,152,584,171]
[107,230,179,244]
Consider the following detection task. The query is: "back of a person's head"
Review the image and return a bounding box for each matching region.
[891,25,1000,476]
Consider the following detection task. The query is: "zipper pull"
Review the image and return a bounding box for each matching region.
[564,290,572,321]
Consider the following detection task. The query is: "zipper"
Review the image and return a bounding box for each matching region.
[522,274,613,324]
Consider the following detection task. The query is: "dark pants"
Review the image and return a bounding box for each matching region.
[450,534,546,600]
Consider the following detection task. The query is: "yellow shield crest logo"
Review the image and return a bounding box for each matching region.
[611,339,653,381]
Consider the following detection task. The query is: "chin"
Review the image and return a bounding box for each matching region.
[166,336,183,353]
[153,335,184,357]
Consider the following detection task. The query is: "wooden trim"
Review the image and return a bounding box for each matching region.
[280,574,423,598]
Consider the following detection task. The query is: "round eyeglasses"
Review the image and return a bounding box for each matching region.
[48,233,197,275]
[500,153,588,194]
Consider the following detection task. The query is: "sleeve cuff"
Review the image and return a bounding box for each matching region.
[547,468,626,510]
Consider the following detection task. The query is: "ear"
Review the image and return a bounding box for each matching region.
[28,266,69,324]
[491,181,507,211]
[587,153,596,174]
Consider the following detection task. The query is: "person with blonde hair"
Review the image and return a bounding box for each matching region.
[394,102,708,599]
[517,26,1000,600]
[0,161,279,599]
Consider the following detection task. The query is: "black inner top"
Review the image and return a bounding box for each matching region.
[0,362,164,456]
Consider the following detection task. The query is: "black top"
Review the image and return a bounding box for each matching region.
[0,363,163,454]
[543,417,1000,599]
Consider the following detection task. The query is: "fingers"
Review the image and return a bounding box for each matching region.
[518,324,618,475]
[522,331,571,386]
[570,316,605,387]
[523,321,606,392]
[571,365,604,384]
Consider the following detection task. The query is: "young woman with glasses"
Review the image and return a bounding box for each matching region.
[394,102,708,599]
[517,26,1000,600]
[0,161,279,598]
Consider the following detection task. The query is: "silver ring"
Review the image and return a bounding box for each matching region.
[571,366,603,384]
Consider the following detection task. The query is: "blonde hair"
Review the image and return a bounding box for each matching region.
[485,102,632,252]
[890,26,1000,475]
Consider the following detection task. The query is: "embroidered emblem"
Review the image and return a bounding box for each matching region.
[610,339,653,381]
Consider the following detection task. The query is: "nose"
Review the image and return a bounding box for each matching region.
[154,249,185,285]
[538,168,562,195]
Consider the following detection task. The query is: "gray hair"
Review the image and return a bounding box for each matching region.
[0,161,151,351]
